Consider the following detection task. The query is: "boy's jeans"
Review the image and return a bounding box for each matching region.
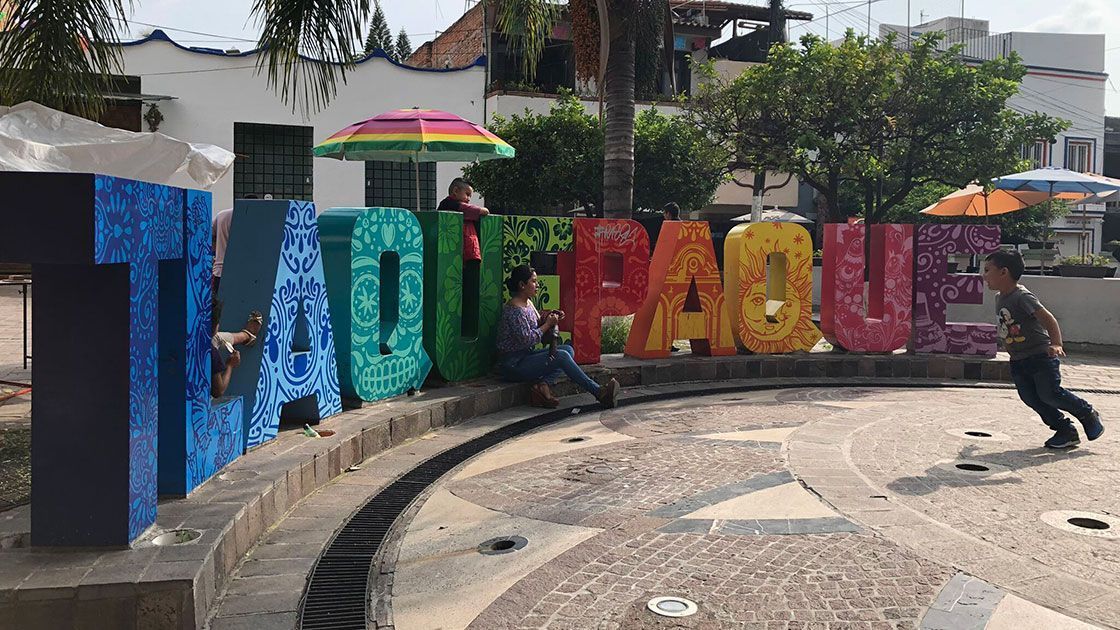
[1009,353,1094,431]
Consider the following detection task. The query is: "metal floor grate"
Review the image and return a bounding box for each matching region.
[297,378,1119,629]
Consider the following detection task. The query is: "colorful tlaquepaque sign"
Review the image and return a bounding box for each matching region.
[3,172,1015,547]
[911,225,1001,356]
[820,223,914,353]
[625,221,736,358]
[416,212,503,381]
[219,199,342,449]
[571,219,650,364]
[319,207,432,401]
[724,221,821,354]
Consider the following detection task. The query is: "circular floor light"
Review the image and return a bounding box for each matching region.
[1041,511,1120,539]
[152,529,202,546]
[647,596,698,618]
[477,535,528,556]
[1068,517,1110,531]
[945,428,1010,442]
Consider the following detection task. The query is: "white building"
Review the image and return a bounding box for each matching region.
[880,16,1110,254]
[117,30,487,215]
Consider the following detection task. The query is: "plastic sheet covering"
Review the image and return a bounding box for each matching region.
[0,102,233,189]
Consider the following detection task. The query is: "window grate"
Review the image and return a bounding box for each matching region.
[365,161,436,210]
[234,122,314,201]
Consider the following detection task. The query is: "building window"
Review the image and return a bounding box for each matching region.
[365,161,436,210]
[1021,140,1048,168]
[233,122,314,200]
[1065,139,1094,173]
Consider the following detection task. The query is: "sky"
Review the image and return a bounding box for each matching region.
[124,0,1120,114]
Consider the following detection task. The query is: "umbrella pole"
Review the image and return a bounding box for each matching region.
[1043,182,1053,276]
[1081,194,1088,258]
[414,158,421,212]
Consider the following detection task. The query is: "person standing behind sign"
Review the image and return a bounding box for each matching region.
[212,193,258,294]
[437,179,489,313]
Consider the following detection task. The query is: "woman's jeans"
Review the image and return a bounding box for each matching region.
[497,345,601,396]
[1009,353,1094,431]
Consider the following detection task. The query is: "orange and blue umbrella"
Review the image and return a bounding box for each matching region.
[312,108,515,163]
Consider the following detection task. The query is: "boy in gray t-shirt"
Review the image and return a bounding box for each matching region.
[982,251,1104,448]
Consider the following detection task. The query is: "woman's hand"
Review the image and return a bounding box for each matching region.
[545,312,561,328]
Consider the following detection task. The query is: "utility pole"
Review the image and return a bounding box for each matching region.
[906,0,911,48]
[753,0,787,223]
[866,0,871,38]
[481,0,490,124]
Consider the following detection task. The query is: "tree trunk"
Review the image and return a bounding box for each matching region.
[602,22,636,219]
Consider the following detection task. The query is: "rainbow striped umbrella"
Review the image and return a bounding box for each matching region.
[313,108,514,210]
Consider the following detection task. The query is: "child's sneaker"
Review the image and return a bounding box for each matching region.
[1082,410,1105,441]
[1044,428,1080,449]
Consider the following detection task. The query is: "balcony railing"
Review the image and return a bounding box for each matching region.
[890,27,1014,63]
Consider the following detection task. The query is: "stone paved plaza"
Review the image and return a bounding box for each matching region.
[3,286,1120,629]
[201,381,1120,629]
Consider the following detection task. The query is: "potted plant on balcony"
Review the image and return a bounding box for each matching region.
[1055,254,1117,278]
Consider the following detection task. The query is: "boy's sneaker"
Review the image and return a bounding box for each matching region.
[1082,410,1105,441]
[1044,428,1081,449]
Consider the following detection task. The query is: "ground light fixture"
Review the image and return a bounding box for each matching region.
[1041,511,1120,539]
[647,596,698,618]
[477,535,528,556]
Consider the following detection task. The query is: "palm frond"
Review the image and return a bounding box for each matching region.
[0,0,131,118]
[494,0,560,80]
[251,0,370,116]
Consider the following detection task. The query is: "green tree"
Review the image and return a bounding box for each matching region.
[463,93,721,216]
[464,94,604,215]
[364,2,394,57]
[633,108,724,213]
[496,0,673,218]
[0,0,374,117]
[394,28,412,61]
[686,31,1069,223]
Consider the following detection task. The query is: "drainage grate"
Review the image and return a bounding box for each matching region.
[298,378,1120,629]
[299,406,571,630]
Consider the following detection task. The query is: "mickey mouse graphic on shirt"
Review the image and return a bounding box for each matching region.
[998,307,1026,344]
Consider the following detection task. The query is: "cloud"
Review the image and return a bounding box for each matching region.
[1021,0,1119,115]
[1023,0,1118,35]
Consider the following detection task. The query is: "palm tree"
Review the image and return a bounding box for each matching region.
[0,0,662,217]
[0,0,372,118]
[496,0,669,219]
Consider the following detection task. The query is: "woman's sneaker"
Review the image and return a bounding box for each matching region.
[1044,428,1081,449]
[1082,410,1105,441]
[597,378,620,409]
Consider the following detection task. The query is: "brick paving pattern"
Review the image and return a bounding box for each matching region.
[470,530,953,630]
[599,398,828,438]
[849,388,1120,598]
[449,436,787,528]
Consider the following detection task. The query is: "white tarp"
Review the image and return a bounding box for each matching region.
[0,101,234,190]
